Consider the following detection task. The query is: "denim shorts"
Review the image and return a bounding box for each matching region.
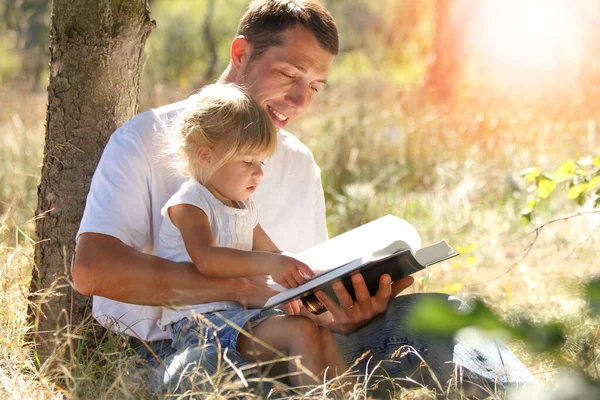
[170,308,287,354]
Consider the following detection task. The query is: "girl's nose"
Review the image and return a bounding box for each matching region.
[253,165,264,178]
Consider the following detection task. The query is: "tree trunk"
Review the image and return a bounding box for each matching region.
[30,0,154,358]
[202,0,218,81]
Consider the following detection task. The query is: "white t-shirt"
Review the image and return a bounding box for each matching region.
[157,179,258,328]
[77,95,328,340]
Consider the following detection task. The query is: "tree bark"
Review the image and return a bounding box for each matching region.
[30,0,154,358]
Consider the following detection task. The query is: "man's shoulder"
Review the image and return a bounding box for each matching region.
[112,97,193,143]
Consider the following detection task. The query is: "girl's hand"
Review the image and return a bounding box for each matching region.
[268,253,314,288]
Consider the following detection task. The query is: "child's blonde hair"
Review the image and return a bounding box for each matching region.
[173,83,277,183]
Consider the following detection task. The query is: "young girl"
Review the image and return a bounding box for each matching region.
[156,83,348,389]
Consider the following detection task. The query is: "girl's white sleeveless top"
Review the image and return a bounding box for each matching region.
[156,179,258,329]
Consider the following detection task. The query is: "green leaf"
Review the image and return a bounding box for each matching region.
[455,244,475,254]
[585,277,600,315]
[514,321,565,353]
[553,159,575,182]
[521,199,537,225]
[521,211,532,225]
[568,183,587,200]
[536,176,556,199]
[520,167,541,183]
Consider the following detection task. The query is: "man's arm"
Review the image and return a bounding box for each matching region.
[72,232,275,308]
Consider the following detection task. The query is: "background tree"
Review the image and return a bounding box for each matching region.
[30,0,154,357]
[425,0,478,101]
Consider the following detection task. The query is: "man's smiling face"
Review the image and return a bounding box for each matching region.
[235,25,334,130]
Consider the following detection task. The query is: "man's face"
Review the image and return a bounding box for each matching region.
[237,26,335,130]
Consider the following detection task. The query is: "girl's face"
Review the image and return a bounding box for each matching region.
[205,153,267,207]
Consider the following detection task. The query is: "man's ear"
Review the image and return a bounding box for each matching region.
[196,146,212,168]
[231,35,252,72]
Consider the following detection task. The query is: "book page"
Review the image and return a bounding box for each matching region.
[294,215,422,272]
[414,241,459,266]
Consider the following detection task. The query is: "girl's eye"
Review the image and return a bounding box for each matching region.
[260,161,266,166]
[243,161,252,166]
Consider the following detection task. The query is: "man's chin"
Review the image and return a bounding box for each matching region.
[272,118,288,130]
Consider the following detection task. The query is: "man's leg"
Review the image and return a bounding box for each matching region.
[334,293,536,395]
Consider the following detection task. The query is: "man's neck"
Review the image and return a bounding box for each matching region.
[217,64,236,84]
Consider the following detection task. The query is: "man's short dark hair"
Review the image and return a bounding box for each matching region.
[237,0,339,61]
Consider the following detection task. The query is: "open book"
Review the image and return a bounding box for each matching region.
[264,215,459,314]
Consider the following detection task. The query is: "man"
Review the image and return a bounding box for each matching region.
[73,0,535,395]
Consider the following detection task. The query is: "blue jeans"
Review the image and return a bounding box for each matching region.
[135,294,536,397]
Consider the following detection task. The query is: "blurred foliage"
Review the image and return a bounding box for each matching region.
[586,276,600,316]
[0,0,49,89]
[0,30,22,84]
[521,155,600,224]
[409,297,566,355]
[143,0,249,89]
[410,277,600,397]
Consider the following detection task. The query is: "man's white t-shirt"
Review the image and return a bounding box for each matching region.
[76,95,328,340]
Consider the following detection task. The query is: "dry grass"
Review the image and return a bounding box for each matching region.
[1,84,599,398]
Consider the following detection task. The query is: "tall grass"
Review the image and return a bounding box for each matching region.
[1,80,599,398]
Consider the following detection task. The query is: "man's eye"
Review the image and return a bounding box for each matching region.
[310,85,319,93]
[281,71,295,79]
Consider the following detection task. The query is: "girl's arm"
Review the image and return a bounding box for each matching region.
[169,204,314,287]
[252,223,280,252]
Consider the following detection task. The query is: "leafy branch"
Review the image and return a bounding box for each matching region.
[521,155,600,224]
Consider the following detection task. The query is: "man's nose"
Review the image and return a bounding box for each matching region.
[286,81,309,114]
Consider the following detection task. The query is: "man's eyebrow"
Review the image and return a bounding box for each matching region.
[287,62,328,84]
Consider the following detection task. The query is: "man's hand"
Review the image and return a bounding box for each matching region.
[308,273,414,334]
[278,299,303,315]
[233,275,279,309]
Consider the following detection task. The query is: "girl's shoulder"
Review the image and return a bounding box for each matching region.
[162,180,218,216]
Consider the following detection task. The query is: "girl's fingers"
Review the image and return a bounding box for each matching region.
[285,274,298,288]
[291,268,307,285]
[297,262,315,278]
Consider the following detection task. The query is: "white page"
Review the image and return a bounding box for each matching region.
[294,215,422,272]
[414,240,459,266]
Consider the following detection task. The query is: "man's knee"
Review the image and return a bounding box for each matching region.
[387,292,470,319]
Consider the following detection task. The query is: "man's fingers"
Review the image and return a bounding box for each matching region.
[375,273,393,301]
[315,289,342,314]
[351,274,371,303]
[293,299,303,314]
[331,281,354,308]
[390,276,414,297]
[285,299,301,315]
